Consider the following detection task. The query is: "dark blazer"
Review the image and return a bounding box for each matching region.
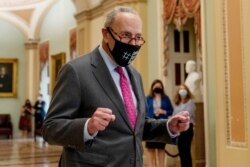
[146,96,173,119]
[42,47,173,167]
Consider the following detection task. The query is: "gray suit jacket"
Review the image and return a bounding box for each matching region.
[42,47,173,167]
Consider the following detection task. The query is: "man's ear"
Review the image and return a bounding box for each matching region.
[102,28,109,43]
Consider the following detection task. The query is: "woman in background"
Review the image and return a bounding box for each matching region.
[145,79,173,167]
[173,84,196,167]
[19,99,33,138]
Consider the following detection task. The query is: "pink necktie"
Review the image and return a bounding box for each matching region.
[116,66,137,129]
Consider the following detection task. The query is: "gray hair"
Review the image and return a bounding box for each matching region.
[104,6,139,27]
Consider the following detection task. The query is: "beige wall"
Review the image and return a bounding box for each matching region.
[147,0,165,86]
[89,17,103,50]
[204,0,250,166]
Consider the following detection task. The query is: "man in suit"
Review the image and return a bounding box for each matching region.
[42,6,190,167]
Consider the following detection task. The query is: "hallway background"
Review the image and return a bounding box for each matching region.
[0,0,250,167]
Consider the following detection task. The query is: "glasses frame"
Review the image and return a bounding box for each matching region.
[107,27,146,46]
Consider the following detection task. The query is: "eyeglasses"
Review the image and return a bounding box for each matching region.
[107,27,146,46]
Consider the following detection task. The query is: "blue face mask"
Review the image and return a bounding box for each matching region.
[178,89,188,97]
[107,28,141,67]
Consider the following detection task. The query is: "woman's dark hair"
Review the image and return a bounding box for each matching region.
[149,79,167,97]
[24,99,32,108]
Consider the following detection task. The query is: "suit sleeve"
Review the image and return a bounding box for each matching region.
[42,63,87,149]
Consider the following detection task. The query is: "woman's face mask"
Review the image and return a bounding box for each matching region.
[153,87,163,94]
[178,89,188,98]
[107,28,141,66]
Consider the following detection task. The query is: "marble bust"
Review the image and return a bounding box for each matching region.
[184,60,203,102]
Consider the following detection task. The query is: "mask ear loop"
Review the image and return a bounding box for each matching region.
[106,42,113,56]
[106,27,117,41]
[105,27,116,56]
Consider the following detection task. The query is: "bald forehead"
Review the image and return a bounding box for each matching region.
[104,6,141,27]
[112,12,142,33]
[113,12,141,25]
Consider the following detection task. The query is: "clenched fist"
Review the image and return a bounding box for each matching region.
[87,108,116,135]
[168,111,190,134]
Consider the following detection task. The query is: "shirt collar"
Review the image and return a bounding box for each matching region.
[98,44,117,72]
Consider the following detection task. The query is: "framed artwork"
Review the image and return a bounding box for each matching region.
[0,58,18,97]
[50,52,66,94]
[39,41,49,78]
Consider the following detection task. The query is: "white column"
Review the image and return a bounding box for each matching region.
[24,39,40,102]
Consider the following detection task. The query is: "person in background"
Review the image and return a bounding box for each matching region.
[42,6,190,167]
[145,79,173,167]
[173,84,196,167]
[34,94,46,130]
[19,99,33,138]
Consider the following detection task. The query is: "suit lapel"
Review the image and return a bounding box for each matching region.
[90,49,132,129]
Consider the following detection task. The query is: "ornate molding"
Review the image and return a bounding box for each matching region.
[75,0,147,23]
[223,0,248,148]
[0,0,45,7]
[25,38,39,49]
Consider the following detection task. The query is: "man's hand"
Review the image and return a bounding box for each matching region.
[87,108,116,135]
[168,111,190,134]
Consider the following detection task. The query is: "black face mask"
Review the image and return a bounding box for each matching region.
[153,88,163,94]
[107,28,141,66]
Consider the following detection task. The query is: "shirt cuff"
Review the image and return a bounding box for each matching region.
[166,119,180,138]
[84,118,98,142]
